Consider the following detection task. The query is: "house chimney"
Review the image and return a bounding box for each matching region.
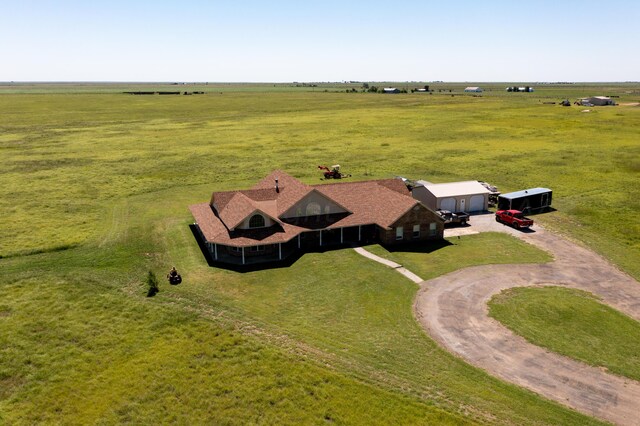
[275,178,279,193]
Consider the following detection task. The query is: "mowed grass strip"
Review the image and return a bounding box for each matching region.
[0,277,468,425]
[489,287,640,382]
[365,232,552,279]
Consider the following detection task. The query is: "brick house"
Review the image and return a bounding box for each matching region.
[189,170,444,265]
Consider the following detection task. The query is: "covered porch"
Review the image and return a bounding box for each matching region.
[196,223,378,266]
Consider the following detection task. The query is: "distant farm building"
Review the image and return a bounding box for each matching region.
[506,86,534,92]
[464,87,483,92]
[412,181,491,213]
[123,91,205,96]
[578,96,615,106]
[383,87,401,94]
[497,188,552,213]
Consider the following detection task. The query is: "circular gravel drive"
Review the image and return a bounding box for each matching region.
[415,214,640,425]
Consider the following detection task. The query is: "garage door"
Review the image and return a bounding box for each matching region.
[469,195,485,212]
[440,198,456,211]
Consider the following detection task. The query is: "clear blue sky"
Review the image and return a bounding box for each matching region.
[2,0,638,82]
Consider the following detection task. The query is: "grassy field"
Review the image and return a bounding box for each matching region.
[2,86,638,276]
[1,83,638,424]
[489,287,640,382]
[366,232,552,279]
[1,276,471,425]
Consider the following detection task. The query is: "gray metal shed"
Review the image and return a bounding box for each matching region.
[497,188,552,212]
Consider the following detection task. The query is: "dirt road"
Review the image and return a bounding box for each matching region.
[415,215,640,425]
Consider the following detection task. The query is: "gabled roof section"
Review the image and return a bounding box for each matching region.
[252,169,305,190]
[218,192,260,230]
[280,188,352,218]
[376,178,413,195]
[252,170,314,216]
[316,178,419,229]
[218,192,280,230]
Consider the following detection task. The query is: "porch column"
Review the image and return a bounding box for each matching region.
[214,243,218,260]
[358,225,361,241]
[298,234,301,249]
[242,247,245,265]
[278,243,282,260]
[319,230,323,246]
[340,228,343,244]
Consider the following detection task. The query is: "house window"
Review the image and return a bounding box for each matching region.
[249,214,265,228]
[413,225,420,238]
[306,202,321,216]
[396,226,404,240]
[429,222,437,236]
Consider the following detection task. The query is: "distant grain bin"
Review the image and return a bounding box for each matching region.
[497,188,552,213]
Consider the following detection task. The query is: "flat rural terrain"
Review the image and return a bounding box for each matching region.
[1,82,639,424]
[415,214,640,425]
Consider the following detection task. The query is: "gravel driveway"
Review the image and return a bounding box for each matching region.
[414,214,640,425]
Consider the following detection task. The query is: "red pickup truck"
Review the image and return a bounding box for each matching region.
[495,210,534,229]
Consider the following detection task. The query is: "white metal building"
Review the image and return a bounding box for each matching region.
[464,87,483,92]
[580,96,615,106]
[412,180,491,213]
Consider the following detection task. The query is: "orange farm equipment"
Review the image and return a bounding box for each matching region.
[318,164,351,179]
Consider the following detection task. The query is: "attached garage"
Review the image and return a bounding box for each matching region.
[470,194,485,211]
[440,197,456,212]
[412,180,491,213]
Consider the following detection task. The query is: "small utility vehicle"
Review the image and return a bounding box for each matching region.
[495,210,534,229]
[167,267,182,285]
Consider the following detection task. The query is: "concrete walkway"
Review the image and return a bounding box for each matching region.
[414,215,640,426]
[352,247,423,284]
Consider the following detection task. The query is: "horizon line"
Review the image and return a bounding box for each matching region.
[1,80,639,85]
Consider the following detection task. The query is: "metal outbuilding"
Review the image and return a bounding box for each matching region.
[580,96,615,106]
[464,87,483,92]
[412,180,491,213]
[497,188,552,213]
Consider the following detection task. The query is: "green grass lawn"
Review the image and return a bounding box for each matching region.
[2,83,637,424]
[366,232,552,279]
[0,277,469,425]
[488,287,640,382]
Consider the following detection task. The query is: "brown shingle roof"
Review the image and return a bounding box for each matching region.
[190,171,426,247]
[315,179,417,229]
[257,171,313,216]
